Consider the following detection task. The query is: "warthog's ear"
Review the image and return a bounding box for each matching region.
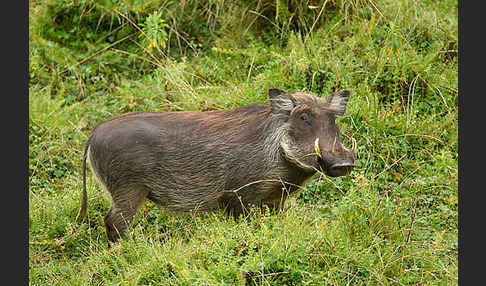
[328,90,350,116]
[269,88,296,115]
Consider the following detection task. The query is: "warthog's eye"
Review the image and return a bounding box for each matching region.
[299,112,310,123]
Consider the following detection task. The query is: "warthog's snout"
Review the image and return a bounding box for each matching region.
[317,148,355,177]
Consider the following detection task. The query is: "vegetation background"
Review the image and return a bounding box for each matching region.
[29,0,457,285]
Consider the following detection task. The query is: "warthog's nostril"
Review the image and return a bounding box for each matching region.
[331,162,355,169]
[328,162,355,177]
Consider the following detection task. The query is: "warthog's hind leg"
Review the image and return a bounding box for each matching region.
[104,186,149,242]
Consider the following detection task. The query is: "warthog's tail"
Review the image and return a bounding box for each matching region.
[76,141,90,221]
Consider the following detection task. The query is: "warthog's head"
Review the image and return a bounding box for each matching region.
[269,88,356,177]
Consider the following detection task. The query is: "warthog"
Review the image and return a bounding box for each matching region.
[79,88,356,241]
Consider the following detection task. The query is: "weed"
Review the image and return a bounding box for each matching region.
[29,0,457,285]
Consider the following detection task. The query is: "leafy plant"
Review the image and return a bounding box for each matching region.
[138,10,169,57]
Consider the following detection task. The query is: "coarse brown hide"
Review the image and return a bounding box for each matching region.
[79,88,355,242]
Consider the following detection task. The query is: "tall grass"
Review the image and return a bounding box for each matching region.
[29,0,457,284]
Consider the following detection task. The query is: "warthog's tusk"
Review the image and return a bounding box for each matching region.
[314,138,322,158]
[342,134,357,154]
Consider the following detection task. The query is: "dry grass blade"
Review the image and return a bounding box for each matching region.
[60,32,137,75]
[373,154,407,179]
[112,8,166,66]
[304,0,329,44]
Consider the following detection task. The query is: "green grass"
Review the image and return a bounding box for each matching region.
[29,0,457,284]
